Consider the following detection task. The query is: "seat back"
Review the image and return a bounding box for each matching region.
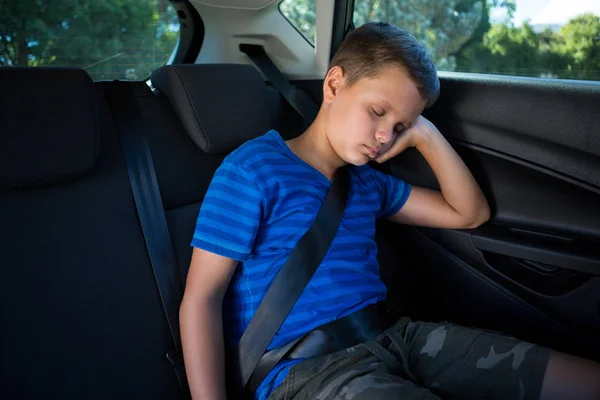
[0,67,180,398]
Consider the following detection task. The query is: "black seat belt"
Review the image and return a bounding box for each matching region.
[234,44,348,396]
[240,44,320,123]
[233,166,350,395]
[104,81,189,398]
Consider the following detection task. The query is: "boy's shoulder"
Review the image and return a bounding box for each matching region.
[223,129,283,172]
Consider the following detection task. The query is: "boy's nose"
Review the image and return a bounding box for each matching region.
[375,128,394,144]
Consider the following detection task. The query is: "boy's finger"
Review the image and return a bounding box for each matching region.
[374,134,411,163]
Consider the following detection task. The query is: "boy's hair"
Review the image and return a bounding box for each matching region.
[329,22,440,107]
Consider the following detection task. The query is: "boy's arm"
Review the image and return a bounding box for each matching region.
[180,248,238,400]
[376,115,490,229]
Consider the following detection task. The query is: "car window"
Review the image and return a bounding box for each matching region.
[353,0,600,81]
[0,0,180,81]
[279,0,316,46]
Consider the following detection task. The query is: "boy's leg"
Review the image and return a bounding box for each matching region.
[385,319,600,400]
[539,351,600,399]
[268,343,440,400]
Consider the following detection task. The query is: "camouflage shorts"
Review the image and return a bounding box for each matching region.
[268,317,551,400]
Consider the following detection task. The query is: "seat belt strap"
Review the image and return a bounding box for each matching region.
[104,81,189,398]
[240,43,320,122]
[234,167,350,395]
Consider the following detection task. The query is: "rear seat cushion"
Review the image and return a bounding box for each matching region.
[151,64,271,154]
[0,67,100,189]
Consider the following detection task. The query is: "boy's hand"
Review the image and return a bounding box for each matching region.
[374,115,439,163]
[377,114,491,229]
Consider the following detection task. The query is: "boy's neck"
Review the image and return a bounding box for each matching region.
[286,115,346,181]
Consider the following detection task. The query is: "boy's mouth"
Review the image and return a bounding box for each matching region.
[365,145,380,158]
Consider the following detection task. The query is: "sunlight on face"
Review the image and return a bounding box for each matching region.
[324,66,428,166]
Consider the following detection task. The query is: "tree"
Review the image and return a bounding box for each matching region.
[551,14,600,80]
[456,14,599,79]
[459,22,542,76]
[279,0,516,72]
[0,0,179,80]
[353,0,485,70]
[280,0,316,44]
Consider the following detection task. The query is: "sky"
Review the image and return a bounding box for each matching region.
[490,0,600,26]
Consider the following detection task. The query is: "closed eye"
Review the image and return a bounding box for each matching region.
[371,108,384,117]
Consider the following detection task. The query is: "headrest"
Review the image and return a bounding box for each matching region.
[0,67,100,189]
[151,64,270,154]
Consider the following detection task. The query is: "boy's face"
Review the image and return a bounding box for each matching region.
[322,65,427,166]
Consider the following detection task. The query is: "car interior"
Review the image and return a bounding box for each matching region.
[1,0,599,398]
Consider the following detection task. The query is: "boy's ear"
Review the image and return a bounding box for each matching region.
[323,66,345,104]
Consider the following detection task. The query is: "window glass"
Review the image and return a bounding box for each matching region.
[353,0,600,81]
[0,0,180,81]
[279,0,317,46]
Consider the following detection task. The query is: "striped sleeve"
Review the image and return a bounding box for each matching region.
[191,160,263,261]
[373,169,412,218]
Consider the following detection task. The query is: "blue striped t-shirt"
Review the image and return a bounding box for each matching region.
[191,130,411,399]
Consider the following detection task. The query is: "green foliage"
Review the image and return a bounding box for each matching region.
[280,0,600,81]
[552,14,600,80]
[353,0,485,71]
[2,0,598,81]
[457,22,544,76]
[280,0,316,44]
[0,0,179,80]
[455,14,600,79]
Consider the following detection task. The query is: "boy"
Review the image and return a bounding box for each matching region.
[180,22,600,400]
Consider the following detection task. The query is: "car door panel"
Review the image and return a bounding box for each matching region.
[394,75,600,359]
